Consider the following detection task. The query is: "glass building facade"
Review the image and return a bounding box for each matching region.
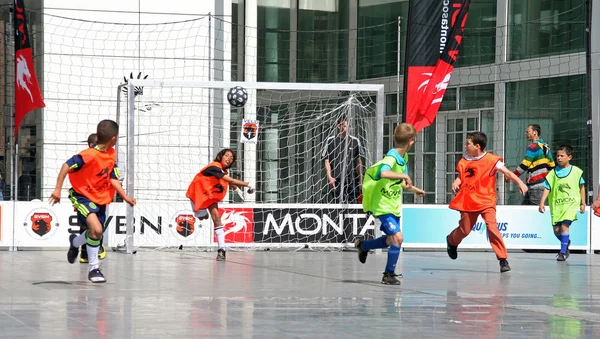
[242,0,590,205]
[0,0,591,205]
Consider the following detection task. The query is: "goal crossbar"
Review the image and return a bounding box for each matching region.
[126,80,385,92]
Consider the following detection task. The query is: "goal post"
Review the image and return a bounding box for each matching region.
[115,80,385,253]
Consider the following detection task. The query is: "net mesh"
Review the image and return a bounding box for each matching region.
[114,83,381,250]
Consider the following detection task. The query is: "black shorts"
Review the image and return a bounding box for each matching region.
[69,189,107,231]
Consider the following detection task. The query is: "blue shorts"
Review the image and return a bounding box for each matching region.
[378,214,401,236]
[69,189,107,231]
[554,220,573,227]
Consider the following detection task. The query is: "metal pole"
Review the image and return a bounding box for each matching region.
[397,16,402,123]
[115,84,125,164]
[208,13,213,163]
[125,84,135,254]
[9,3,16,251]
[338,97,352,204]
[375,87,385,254]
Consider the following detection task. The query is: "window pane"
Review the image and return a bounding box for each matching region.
[258,0,291,82]
[386,93,403,117]
[423,154,436,192]
[481,109,494,151]
[446,154,455,173]
[455,119,463,131]
[440,88,457,112]
[423,125,436,153]
[467,118,476,131]
[456,0,497,67]
[357,0,409,79]
[423,194,436,204]
[446,133,454,152]
[509,0,586,60]
[460,84,495,110]
[455,132,463,152]
[232,1,240,81]
[298,0,349,82]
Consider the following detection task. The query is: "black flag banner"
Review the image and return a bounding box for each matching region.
[403,0,470,132]
[14,0,45,138]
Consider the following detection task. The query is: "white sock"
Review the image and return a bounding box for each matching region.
[73,232,87,247]
[216,227,225,250]
[87,245,100,270]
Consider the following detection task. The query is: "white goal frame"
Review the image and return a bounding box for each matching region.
[118,80,385,254]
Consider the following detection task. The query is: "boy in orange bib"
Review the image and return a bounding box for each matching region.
[446,132,528,273]
[186,149,254,261]
[50,120,136,283]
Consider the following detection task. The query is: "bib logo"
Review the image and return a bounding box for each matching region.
[24,208,59,239]
[217,208,254,243]
[169,211,204,239]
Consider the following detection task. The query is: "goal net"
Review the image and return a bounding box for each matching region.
[112,80,385,253]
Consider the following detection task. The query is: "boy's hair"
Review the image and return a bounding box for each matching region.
[214,148,236,169]
[87,133,97,146]
[528,124,541,136]
[96,120,119,144]
[336,115,347,126]
[467,131,488,151]
[557,144,573,156]
[393,123,416,147]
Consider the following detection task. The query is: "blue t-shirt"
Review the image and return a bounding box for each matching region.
[375,149,408,179]
[543,165,584,189]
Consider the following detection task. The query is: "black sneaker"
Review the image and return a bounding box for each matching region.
[88,268,106,283]
[566,240,571,259]
[446,235,458,260]
[355,239,368,264]
[98,244,106,260]
[499,259,511,273]
[80,246,88,263]
[557,253,566,262]
[216,249,226,261]
[67,234,79,264]
[381,272,401,285]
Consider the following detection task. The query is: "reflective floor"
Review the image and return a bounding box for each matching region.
[1,249,600,338]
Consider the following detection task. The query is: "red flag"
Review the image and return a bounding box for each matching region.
[14,0,45,138]
[403,0,470,132]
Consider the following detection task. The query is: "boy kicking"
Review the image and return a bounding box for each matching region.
[355,123,425,285]
[538,145,585,261]
[446,132,528,273]
[50,120,136,282]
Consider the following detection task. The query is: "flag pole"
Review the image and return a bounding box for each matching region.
[9,2,17,251]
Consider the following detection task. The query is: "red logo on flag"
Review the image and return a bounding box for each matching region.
[14,0,45,138]
[215,208,254,243]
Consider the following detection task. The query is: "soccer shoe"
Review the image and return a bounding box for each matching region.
[566,240,571,259]
[88,268,106,283]
[499,259,511,273]
[80,248,89,263]
[381,272,401,285]
[216,249,226,261]
[446,235,458,260]
[98,245,106,260]
[557,253,566,262]
[67,234,79,264]
[355,239,368,264]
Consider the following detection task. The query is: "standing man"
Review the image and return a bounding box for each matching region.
[322,116,364,204]
[508,124,555,205]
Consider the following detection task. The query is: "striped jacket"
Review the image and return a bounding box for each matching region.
[514,139,555,187]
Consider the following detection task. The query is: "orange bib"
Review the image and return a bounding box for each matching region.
[186,161,229,212]
[449,153,502,212]
[69,147,117,205]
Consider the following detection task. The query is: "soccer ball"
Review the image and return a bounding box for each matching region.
[227,86,248,107]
